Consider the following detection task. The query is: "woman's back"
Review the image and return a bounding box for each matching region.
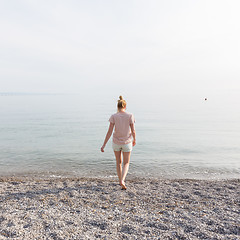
[109,112,135,145]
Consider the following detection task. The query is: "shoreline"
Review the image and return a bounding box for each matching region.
[0,177,239,239]
[0,169,239,182]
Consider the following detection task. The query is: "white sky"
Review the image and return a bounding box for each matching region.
[0,0,239,96]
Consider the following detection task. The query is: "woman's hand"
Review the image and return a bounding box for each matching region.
[101,123,114,153]
[101,145,105,152]
[132,139,136,147]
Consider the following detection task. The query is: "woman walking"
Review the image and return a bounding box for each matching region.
[101,96,136,190]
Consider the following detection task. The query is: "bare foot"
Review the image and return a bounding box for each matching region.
[120,181,127,190]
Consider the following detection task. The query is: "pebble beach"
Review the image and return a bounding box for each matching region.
[0,177,239,239]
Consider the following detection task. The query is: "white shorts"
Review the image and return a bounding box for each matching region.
[112,142,132,152]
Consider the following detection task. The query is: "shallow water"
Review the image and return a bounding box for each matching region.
[0,93,239,179]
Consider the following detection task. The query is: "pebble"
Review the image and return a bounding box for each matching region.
[0,177,239,239]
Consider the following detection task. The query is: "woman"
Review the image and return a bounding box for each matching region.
[101,96,136,190]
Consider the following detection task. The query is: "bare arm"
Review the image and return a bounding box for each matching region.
[130,123,136,146]
[101,122,114,152]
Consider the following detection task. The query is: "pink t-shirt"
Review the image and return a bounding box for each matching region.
[109,112,135,145]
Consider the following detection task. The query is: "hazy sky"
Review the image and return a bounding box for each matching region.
[0,0,239,96]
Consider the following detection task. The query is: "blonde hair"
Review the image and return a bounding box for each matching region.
[117,95,126,109]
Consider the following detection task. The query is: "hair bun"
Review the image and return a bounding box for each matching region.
[117,95,126,109]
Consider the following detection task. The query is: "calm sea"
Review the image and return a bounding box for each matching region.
[0,93,239,180]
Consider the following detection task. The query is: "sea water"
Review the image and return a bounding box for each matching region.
[0,93,239,179]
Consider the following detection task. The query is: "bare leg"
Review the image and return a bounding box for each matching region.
[114,151,122,185]
[121,151,131,189]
